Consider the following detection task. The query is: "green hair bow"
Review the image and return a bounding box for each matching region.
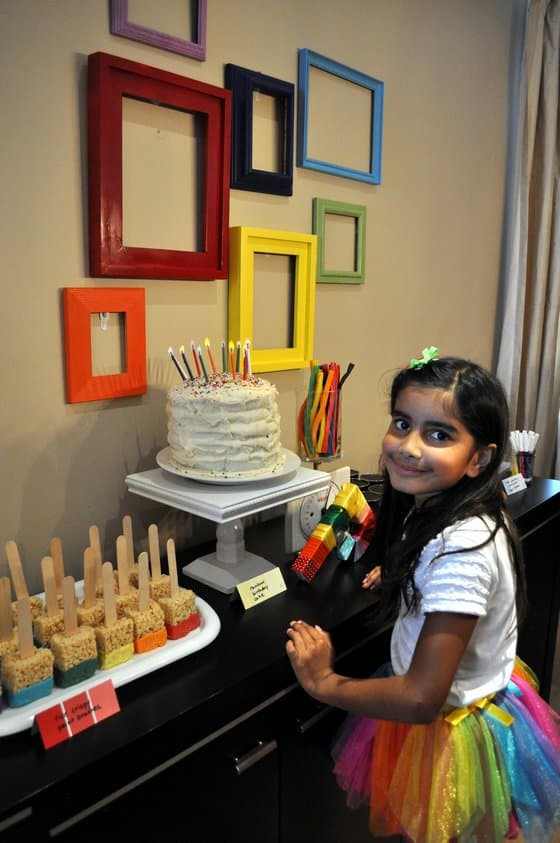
[409,346,439,369]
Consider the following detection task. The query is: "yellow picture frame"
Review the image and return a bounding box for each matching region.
[228,227,317,372]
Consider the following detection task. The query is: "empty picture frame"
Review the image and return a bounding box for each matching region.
[313,198,366,284]
[63,288,146,403]
[110,0,207,61]
[228,227,317,372]
[225,64,294,195]
[88,52,231,280]
[297,49,384,184]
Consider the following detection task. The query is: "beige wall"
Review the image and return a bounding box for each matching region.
[1,0,521,593]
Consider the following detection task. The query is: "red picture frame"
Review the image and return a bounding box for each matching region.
[63,288,146,403]
[87,52,231,279]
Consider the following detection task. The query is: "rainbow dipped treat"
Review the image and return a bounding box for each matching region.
[291,483,376,583]
[50,576,97,688]
[95,561,134,670]
[158,539,200,640]
[2,598,54,708]
[159,591,199,639]
[124,554,167,654]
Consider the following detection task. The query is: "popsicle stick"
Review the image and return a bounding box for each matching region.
[17,598,34,658]
[41,556,59,617]
[5,540,30,600]
[83,547,97,609]
[62,576,78,636]
[122,515,134,571]
[0,577,13,641]
[102,562,117,627]
[137,552,150,613]
[166,538,179,599]
[148,524,162,580]
[89,525,103,590]
[49,537,65,596]
[116,535,130,596]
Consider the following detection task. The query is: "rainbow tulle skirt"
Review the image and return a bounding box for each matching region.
[332,659,560,842]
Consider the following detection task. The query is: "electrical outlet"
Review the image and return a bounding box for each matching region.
[326,465,351,505]
[284,465,351,553]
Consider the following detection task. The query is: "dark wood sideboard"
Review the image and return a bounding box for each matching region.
[0,478,558,842]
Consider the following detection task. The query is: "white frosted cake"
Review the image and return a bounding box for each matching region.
[166,373,285,478]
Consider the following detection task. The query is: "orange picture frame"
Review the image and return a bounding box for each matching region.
[63,288,146,403]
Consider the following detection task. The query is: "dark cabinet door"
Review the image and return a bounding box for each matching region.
[278,627,391,843]
[279,695,372,843]
[48,710,279,843]
[516,511,560,701]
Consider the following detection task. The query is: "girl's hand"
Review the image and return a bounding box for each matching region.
[362,565,381,590]
[285,620,334,700]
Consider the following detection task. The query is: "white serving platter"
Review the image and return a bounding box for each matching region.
[0,595,220,736]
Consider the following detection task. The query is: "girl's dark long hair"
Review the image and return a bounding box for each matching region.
[373,357,527,626]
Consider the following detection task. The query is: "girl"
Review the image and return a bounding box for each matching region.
[286,352,560,843]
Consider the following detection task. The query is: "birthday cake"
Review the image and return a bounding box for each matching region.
[166,373,285,478]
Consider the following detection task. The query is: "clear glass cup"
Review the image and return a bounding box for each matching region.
[297,387,342,466]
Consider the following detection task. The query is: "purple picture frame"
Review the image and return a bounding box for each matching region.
[110,1,207,61]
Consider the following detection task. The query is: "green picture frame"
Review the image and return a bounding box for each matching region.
[312,198,366,284]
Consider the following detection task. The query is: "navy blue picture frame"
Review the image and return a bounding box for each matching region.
[225,64,294,196]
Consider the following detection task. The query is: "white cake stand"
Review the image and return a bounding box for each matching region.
[125,452,330,594]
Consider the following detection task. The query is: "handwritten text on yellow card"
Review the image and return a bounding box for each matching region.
[236,568,287,610]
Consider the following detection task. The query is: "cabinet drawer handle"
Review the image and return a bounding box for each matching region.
[297,705,331,734]
[232,739,278,775]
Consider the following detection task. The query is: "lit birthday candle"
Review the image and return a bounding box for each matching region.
[179,345,194,380]
[229,340,236,379]
[168,347,187,381]
[236,341,241,374]
[190,340,201,377]
[221,340,227,373]
[204,337,217,374]
[197,346,209,382]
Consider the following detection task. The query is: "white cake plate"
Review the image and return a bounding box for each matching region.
[156,447,300,485]
[126,457,330,594]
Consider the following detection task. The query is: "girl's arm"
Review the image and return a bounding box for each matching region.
[285,611,478,724]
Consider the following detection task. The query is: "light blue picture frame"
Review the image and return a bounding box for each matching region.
[297,49,384,184]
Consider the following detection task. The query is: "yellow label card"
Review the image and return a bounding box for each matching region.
[236,567,287,610]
